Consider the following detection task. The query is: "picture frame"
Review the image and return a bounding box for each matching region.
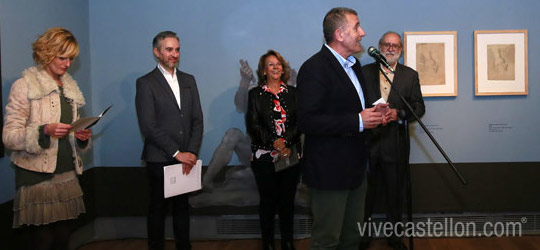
[404,31,457,97]
[474,30,528,96]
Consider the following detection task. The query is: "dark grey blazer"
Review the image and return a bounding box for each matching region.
[296,45,374,190]
[362,63,425,163]
[135,67,203,163]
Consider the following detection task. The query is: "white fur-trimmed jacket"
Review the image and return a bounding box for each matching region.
[2,66,90,174]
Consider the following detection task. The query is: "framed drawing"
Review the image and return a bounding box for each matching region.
[404,31,457,97]
[474,30,528,96]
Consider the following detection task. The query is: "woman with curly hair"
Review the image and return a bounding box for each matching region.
[3,27,91,250]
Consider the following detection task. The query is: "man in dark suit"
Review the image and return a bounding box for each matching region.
[296,7,386,250]
[361,31,425,250]
[135,31,203,250]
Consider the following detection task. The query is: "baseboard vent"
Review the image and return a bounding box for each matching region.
[216,215,312,238]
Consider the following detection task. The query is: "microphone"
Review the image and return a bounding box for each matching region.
[368,46,394,73]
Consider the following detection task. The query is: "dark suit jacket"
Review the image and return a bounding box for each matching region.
[135,67,204,163]
[362,63,425,163]
[296,45,375,190]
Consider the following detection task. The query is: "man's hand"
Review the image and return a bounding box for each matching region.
[175,152,197,166]
[384,108,399,124]
[374,103,389,114]
[44,123,72,138]
[182,163,194,175]
[360,107,383,129]
[373,103,392,125]
[175,152,197,175]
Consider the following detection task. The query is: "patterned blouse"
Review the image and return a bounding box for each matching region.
[252,83,288,162]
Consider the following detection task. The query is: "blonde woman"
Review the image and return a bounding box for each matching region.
[3,27,91,250]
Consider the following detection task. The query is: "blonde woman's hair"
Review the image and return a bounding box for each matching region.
[32,27,79,66]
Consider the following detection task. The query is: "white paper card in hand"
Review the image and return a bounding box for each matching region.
[372,97,387,105]
[163,160,202,198]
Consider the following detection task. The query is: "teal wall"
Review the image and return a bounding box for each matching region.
[1,0,539,203]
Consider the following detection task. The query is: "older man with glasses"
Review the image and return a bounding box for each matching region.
[360,31,425,250]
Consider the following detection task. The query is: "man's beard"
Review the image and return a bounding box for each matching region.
[383,51,401,66]
[165,61,178,69]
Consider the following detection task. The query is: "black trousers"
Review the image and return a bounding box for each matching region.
[146,161,191,250]
[363,158,405,244]
[251,160,300,242]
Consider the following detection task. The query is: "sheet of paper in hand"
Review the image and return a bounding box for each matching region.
[164,160,202,198]
[372,97,387,105]
[71,105,112,131]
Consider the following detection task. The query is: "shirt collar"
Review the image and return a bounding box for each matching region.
[157,63,177,78]
[262,82,287,94]
[325,44,357,68]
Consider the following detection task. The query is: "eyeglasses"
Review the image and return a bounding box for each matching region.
[380,43,402,50]
[267,62,282,68]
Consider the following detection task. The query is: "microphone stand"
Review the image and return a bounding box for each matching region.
[399,109,413,250]
[376,63,468,250]
[376,64,467,184]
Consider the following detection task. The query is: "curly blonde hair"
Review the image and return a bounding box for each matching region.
[32,27,79,66]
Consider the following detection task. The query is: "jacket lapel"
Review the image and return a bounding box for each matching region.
[386,64,400,105]
[372,65,383,101]
[177,71,191,112]
[351,61,366,109]
[321,46,363,109]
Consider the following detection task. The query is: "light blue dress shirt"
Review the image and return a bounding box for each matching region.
[325,44,366,132]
